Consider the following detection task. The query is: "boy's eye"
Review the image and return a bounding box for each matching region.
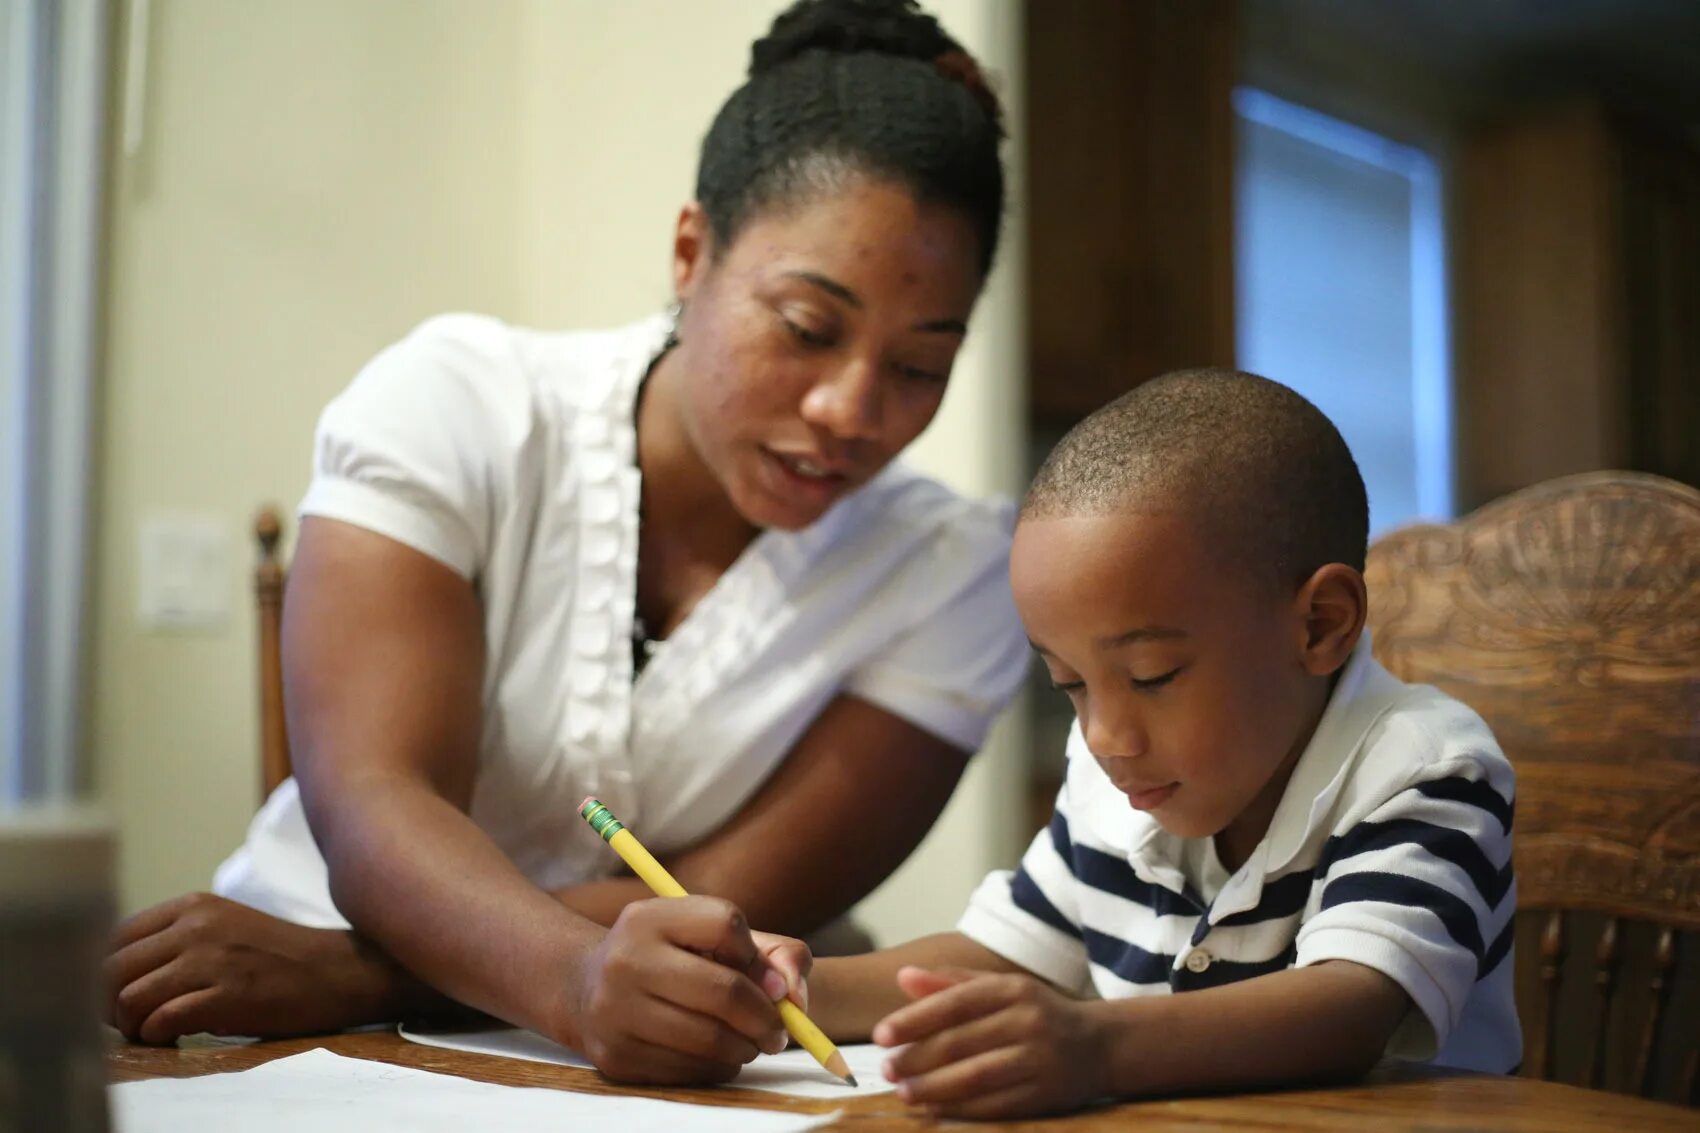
[894,361,949,384]
[1048,679,1085,696]
[1130,667,1183,691]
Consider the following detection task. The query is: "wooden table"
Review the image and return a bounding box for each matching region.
[111,1030,1700,1131]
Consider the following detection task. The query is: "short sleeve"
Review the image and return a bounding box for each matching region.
[1295,756,1516,1061]
[299,314,536,579]
[843,506,1028,751]
[957,781,1091,992]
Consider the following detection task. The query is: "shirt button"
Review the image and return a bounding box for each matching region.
[1185,950,1213,973]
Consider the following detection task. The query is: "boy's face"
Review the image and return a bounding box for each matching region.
[1011,509,1345,857]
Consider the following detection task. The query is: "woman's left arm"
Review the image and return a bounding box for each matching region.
[554,693,969,935]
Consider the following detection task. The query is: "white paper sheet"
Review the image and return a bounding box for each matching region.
[111,1048,842,1133]
[398,1022,898,1099]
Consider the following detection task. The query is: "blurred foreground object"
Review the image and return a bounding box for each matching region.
[0,805,113,1132]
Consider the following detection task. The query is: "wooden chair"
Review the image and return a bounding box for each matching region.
[1364,470,1700,1104]
[255,505,291,799]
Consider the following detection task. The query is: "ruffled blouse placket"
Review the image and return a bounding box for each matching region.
[562,318,858,833]
[564,342,645,826]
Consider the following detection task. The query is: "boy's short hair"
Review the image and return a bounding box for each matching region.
[1023,369,1369,589]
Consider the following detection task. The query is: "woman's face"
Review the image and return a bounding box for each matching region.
[668,177,984,531]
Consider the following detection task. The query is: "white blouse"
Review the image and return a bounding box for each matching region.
[214,313,1030,927]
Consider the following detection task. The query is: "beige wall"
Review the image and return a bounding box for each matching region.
[95,0,1027,947]
[96,0,528,907]
[512,0,768,325]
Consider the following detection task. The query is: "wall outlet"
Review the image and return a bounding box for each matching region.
[137,512,231,632]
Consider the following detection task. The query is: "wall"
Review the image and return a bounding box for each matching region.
[95,0,527,907]
[94,0,1029,947]
[511,1,764,327]
[1455,99,1700,506]
[1454,100,1629,509]
[1024,0,1236,424]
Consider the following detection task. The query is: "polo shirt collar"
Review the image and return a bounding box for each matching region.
[1259,631,1406,876]
[1193,633,1405,928]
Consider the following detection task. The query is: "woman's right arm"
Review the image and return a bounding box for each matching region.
[280,515,574,1028]
[277,517,790,1079]
[102,322,786,1072]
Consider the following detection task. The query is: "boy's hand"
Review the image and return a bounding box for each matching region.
[568,896,792,1085]
[873,965,1107,1119]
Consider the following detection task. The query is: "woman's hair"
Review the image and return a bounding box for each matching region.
[695,0,1006,276]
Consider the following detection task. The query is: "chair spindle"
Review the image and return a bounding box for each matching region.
[1583,916,1621,1090]
[1535,910,1567,1081]
[1630,926,1676,1098]
[1687,1009,1700,1106]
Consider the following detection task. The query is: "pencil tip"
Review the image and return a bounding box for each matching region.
[844,1073,859,1088]
[824,1050,855,1086]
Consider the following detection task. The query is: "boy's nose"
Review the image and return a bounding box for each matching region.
[1083,706,1147,762]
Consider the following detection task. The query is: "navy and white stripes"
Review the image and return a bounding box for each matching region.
[958,642,1521,1074]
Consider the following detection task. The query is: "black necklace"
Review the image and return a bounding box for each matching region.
[632,615,661,677]
[630,328,677,680]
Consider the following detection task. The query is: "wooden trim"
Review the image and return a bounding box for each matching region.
[255,505,290,799]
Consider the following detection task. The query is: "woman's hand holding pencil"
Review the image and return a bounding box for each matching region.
[580,798,855,1086]
[566,892,809,1085]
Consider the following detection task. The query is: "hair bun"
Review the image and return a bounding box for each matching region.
[750,0,956,75]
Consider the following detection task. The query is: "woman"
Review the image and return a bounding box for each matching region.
[105,0,1024,1086]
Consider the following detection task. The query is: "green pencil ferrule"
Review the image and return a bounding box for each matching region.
[580,798,625,841]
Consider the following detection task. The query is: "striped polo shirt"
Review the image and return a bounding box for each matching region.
[959,636,1521,1073]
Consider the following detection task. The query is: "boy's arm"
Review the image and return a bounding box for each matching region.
[808,932,1026,1040]
[1094,959,1409,1094]
[879,957,1409,1118]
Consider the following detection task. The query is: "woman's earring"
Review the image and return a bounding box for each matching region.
[663,300,683,351]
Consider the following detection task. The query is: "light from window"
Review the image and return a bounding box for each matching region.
[1234,89,1452,538]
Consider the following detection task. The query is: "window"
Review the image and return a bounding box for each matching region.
[0,0,109,802]
[1234,89,1452,537]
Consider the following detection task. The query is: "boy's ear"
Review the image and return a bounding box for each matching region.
[1294,563,1367,676]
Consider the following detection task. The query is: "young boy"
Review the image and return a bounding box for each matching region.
[793,369,1519,1118]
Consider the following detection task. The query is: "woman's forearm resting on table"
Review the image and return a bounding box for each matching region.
[102,891,466,1044]
[305,769,608,1044]
[284,519,612,1044]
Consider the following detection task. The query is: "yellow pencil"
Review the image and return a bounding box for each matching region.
[579,797,856,1087]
